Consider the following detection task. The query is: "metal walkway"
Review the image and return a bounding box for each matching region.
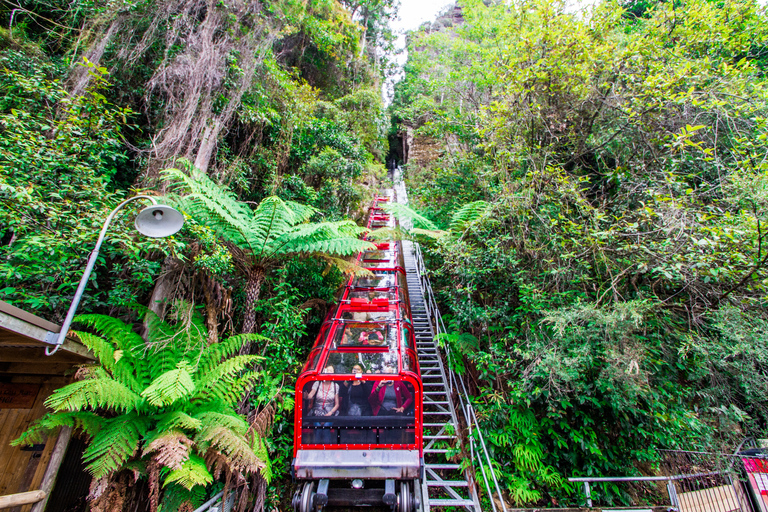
[402,241,481,511]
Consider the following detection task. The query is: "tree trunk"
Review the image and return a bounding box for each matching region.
[241,267,265,334]
[193,119,223,174]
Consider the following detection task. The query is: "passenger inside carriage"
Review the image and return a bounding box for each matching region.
[343,364,373,416]
[369,365,414,417]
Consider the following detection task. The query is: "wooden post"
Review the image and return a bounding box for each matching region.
[30,426,72,512]
[0,490,46,509]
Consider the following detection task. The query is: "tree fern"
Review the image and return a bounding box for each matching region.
[14,310,269,512]
[163,164,376,333]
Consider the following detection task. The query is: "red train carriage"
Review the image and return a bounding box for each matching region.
[292,195,422,512]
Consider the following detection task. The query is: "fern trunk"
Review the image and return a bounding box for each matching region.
[242,266,265,334]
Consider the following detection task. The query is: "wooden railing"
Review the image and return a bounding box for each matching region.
[0,490,46,510]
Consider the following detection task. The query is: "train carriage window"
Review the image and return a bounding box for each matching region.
[402,350,417,373]
[334,322,393,348]
[338,310,397,324]
[355,274,396,288]
[303,348,322,373]
[346,289,395,302]
[402,324,414,350]
[398,302,410,322]
[326,350,398,374]
[362,250,396,261]
[364,260,397,269]
[300,377,417,446]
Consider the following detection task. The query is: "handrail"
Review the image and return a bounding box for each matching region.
[192,491,224,512]
[0,490,46,510]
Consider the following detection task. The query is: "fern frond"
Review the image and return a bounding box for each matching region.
[163,454,213,490]
[73,314,149,388]
[154,411,204,433]
[73,315,145,353]
[143,430,193,470]
[382,202,439,230]
[193,411,249,438]
[194,356,261,396]
[448,200,489,232]
[282,199,318,224]
[141,361,196,407]
[160,482,208,512]
[70,331,115,371]
[410,227,447,239]
[251,433,273,483]
[45,369,143,413]
[197,426,265,475]
[250,196,309,259]
[365,227,407,241]
[204,370,259,406]
[12,411,103,446]
[270,224,375,257]
[82,413,148,478]
[316,254,374,276]
[197,333,267,376]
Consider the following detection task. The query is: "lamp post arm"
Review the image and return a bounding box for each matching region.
[46,195,159,356]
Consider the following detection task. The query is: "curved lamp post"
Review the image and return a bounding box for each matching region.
[45,195,184,356]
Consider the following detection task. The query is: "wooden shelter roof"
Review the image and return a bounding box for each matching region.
[0,301,93,375]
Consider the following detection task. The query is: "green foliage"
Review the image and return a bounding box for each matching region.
[0,51,173,319]
[14,309,270,510]
[395,0,768,506]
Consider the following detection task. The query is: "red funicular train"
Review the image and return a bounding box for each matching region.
[292,192,422,512]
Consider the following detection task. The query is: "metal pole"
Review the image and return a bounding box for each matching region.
[667,479,680,510]
[585,481,592,508]
[46,195,158,355]
[192,491,224,512]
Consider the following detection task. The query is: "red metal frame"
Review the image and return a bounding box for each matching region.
[293,194,423,458]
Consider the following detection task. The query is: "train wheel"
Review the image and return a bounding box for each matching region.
[293,482,316,512]
[397,481,415,512]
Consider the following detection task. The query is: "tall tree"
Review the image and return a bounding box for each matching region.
[164,166,375,333]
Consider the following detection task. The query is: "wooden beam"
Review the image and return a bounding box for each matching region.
[0,363,75,375]
[30,427,71,512]
[0,490,45,509]
[0,348,84,364]
[0,305,92,360]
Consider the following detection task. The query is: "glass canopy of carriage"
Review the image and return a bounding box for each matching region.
[296,272,420,449]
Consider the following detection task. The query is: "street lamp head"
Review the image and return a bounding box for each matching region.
[135,205,185,238]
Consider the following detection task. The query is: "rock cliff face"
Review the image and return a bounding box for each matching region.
[402,125,444,169]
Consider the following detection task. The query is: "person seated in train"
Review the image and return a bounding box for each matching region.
[344,364,373,416]
[359,329,384,345]
[369,365,413,416]
[307,366,341,418]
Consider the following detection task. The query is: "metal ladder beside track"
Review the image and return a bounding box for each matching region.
[402,241,481,511]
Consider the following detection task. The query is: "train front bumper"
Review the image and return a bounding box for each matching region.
[293,449,421,479]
